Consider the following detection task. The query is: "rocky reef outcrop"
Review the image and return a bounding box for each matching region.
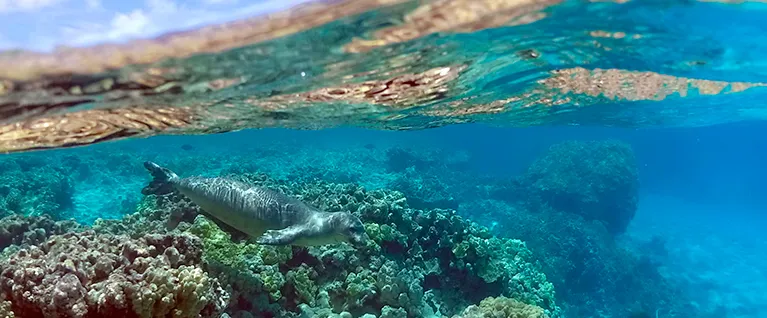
[0,230,228,318]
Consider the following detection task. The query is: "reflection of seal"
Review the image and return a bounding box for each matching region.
[142,161,369,247]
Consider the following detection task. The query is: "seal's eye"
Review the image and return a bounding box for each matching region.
[349,224,363,233]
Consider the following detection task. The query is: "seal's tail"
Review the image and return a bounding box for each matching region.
[142,161,179,195]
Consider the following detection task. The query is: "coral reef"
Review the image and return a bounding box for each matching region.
[0,300,13,318]
[495,140,639,235]
[80,172,559,318]
[92,193,200,239]
[455,140,697,317]
[0,138,666,318]
[389,169,459,210]
[464,199,692,318]
[385,147,477,210]
[0,214,82,251]
[0,231,228,318]
[0,154,74,220]
[274,175,557,315]
[451,296,549,318]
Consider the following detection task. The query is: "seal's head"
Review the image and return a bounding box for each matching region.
[328,211,369,248]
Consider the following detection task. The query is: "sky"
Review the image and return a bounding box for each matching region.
[0,0,313,52]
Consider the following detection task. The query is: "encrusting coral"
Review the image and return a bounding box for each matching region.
[0,230,228,318]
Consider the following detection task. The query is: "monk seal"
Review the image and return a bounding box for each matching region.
[142,161,369,247]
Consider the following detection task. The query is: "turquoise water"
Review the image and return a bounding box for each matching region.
[1,124,765,318]
[1,1,767,318]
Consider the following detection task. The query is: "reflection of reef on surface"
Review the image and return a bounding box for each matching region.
[0,107,196,153]
[1,0,767,153]
[343,0,561,53]
[537,67,767,103]
[0,0,765,152]
[4,63,764,154]
[253,65,466,110]
[0,0,410,81]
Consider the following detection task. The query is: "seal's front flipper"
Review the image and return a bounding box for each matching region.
[256,226,305,245]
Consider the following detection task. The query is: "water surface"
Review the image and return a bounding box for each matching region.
[1,0,766,153]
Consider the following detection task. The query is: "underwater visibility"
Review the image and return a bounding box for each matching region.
[1,0,766,317]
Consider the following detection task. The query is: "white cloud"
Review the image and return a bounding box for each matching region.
[60,9,153,46]
[108,9,151,40]
[0,0,64,13]
[63,0,173,46]
[11,0,314,50]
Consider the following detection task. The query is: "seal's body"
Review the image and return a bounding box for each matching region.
[142,161,368,247]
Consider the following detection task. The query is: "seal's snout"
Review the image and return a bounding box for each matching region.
[339,213,368,248]
[348,231,369,248]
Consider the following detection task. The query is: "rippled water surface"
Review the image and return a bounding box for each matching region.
[1,0,767,153]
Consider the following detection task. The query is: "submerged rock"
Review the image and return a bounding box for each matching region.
[496,140,639,235]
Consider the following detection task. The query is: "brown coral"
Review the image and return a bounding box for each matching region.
[0,214,82,251]
[453,296,549,318]
[0,231,228,318]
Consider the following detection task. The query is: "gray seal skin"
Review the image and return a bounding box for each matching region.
[142,161,369,247]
